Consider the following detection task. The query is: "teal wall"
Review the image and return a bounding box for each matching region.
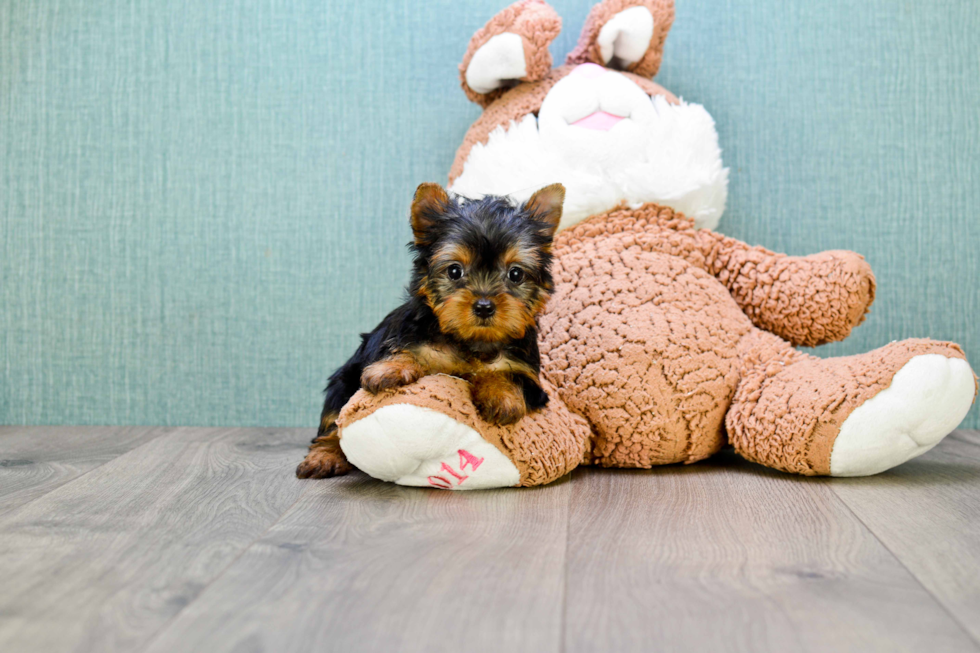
[2,0,978,428]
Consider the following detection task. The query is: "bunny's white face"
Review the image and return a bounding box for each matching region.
[450,63,728,232]
[450,0,727,232]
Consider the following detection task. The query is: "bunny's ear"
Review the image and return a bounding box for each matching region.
[459,0,561,108]
[566,0,675,78]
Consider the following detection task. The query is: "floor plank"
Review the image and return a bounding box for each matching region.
[1,427,977,652]
[830,430,980,645]
[143,471,572,653]
[563,452,979,653]
[0,426,170,516]
[0,427,310,653]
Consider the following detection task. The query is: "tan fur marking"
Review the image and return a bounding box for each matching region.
[526,291,550,319]
[471,372,527,425]
[524,183,565,233]
[408,343,467,377]
[411,183,450,244]
[361,352,425,394]
[433,243,473,268]
[432,288,532,342]
[483,354,537,378]
[319,410,340,436]
[296,432,352,479]
[409,343,539,383]
[503,244,541,270]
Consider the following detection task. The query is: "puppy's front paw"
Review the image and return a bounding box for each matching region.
[296,435,353,479]
[361,354,424,394]
[472,375,527,426]
[477,396,526,426]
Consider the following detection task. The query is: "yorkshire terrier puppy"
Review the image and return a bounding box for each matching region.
[296,182,565,479]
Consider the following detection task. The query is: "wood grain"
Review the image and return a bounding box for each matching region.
[830,430,980,645]
[0,427,310,653]
[0,426,171,516]
[563,452,979,653]
[142,472,572,653]
[1,428,979,652]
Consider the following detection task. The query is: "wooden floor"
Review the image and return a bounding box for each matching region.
[0,427,979,652]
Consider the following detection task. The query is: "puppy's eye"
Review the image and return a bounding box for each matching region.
[447,264,463,281]
[508,266,525,284]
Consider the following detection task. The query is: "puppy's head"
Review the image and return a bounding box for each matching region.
[409,183,564,342]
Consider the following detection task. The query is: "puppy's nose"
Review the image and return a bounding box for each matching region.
[473,298,496,319]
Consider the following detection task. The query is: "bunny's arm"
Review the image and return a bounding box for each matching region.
[695,230,876,347]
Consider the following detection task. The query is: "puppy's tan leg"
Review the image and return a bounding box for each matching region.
[296,416,353,479]
[472,372,527,426]
[360,352,425,394]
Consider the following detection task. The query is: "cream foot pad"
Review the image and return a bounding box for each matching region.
[340,404,520,490]
[831,355,975,476]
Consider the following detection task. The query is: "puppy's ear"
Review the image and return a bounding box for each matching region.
[524,183,565,237]
[459,0,562,108]
[411,183,450,245]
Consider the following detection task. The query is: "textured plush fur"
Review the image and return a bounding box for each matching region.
[297,184,563,479]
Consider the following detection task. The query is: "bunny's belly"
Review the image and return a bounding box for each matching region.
[539,216,753,468]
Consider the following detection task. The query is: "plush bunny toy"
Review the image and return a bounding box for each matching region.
[316,0,976,489]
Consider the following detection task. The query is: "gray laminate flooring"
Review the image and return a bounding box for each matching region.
[1,426,978,653]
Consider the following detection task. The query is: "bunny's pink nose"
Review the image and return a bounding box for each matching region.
[565,63,626,130]
[571,111,625,131]
[571,62,607,79]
